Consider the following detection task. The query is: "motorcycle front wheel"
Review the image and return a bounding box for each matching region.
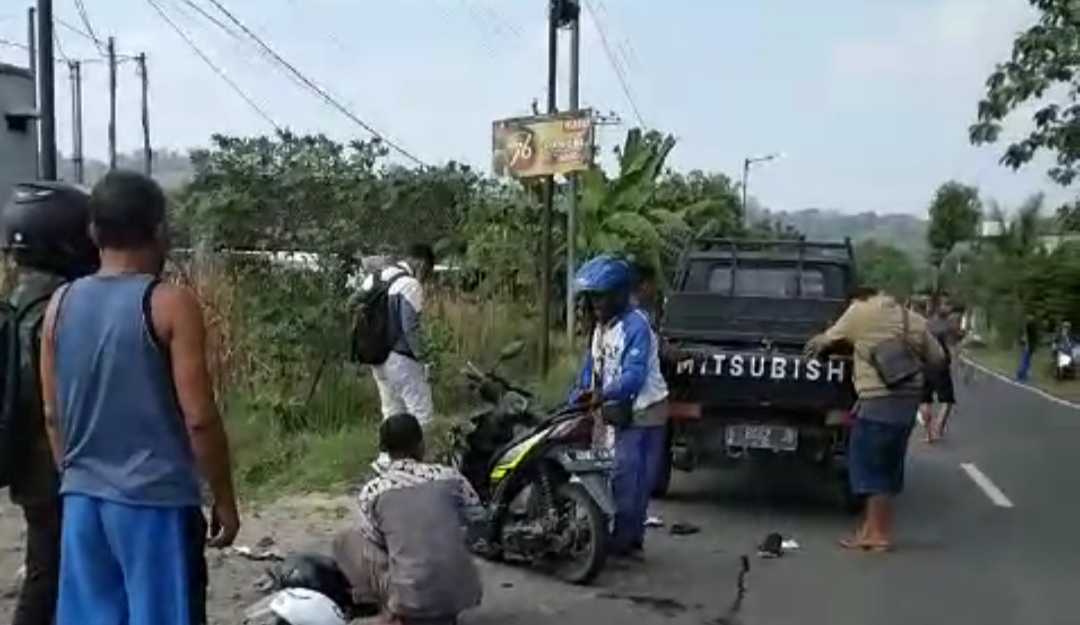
[547,482,608,584]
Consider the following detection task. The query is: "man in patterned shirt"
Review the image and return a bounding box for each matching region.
[333,414,482,623]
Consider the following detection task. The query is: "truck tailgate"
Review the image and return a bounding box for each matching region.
[665,345,856,414]
[663,293,848,345]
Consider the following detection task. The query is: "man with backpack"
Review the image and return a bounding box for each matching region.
[352,243,436,426]
[0,182,99,625]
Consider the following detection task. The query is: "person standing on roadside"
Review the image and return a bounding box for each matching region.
[570,255,669,559]
[631,262,661,326]
[920,304,959,443]
[1017,313,1041,382]
[365,243,436,426]
[39,171,239,625]
[1,182,99,625]
[806,286,944,552]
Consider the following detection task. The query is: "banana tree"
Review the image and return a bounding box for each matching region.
[576,129,687,275]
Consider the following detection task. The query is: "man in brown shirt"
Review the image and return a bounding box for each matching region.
[806,288,944,552]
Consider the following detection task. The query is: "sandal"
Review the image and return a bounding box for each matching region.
[838,537,894,552]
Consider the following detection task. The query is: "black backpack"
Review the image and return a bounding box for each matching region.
[0,289,56,489]
[350,272,406,365]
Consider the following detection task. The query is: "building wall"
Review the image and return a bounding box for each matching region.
[0,62,38,207]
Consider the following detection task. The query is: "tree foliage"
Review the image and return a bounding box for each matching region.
[943,194,1063,343]
[855,239,917,297]
[178,132,474,257]
[927,181,982,266]
[969,0,1080,227]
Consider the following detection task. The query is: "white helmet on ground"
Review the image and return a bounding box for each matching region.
[268,588,347,625]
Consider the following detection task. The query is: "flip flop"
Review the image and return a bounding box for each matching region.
[838,537,894,552]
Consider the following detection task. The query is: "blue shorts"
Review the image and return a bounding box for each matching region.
[848,418,914,496]
[57,495,207,625]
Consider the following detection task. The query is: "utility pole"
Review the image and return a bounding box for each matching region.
[69,61,84,184]
[741,153,782,231]
[566,1,581,346]
[108,36,117,170]
[28,7,39,179]
[741,158,750,231]
[137,53,152,176]
[27,7,36,92]
[37,0,57,180]
[540,0,559,374]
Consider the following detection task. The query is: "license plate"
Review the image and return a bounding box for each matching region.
[726,425,798,451]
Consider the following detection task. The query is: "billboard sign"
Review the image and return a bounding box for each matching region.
[492,110,593,179]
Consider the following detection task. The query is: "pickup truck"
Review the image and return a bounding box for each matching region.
[657,238,858,506]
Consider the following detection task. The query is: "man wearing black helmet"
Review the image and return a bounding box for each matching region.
[0,182,99,625]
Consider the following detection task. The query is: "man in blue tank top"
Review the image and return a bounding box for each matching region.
[39,171,240,625]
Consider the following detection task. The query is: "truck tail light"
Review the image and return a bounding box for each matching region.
[669,401,702,421]
[826,409,853,427]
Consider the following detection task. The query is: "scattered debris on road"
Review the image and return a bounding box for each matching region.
[229,544,285,562]
[758,532,783,558]
[757,533,800,558]
[669,521,701,536]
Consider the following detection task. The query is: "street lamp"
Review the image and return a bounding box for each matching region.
[742,152,783,230]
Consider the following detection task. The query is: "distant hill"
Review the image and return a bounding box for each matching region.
[764,208,929,265]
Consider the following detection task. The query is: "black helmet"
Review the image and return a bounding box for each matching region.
[1,181,99,279]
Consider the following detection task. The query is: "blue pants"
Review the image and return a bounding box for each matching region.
[612,425,666,551]
[1017,347,1034,382]
[57,495,207,625]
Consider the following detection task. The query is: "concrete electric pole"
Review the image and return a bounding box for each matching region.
[566,1,581,346]
[137,52,151,176]
[36,0,57,180]
[69,60,84,183]
[540,0,559,374]
[108,36,117,169]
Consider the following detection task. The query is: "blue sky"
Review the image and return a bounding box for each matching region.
[0,0,1071,215]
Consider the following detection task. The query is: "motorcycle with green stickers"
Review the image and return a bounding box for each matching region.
[449,342,615,585]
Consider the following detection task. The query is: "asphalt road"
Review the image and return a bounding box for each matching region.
[470,364,1080,625]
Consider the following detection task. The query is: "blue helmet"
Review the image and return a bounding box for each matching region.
[574,255,633,294]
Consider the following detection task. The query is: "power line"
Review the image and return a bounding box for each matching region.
[0,35,105,64]
[73,0,106,54]
[55,30,70,63]
[583,0,646,128]
[0,37,27,50]
[176,0,241,40]
[203,0,427,166]
[55,15,97,44]
[145,0,281,131]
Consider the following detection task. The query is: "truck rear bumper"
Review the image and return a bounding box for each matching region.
[669,409,851,471]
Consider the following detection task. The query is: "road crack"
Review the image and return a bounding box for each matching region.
[710,555,750,625]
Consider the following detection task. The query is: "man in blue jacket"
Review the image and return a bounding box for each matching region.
[570,256,669,558]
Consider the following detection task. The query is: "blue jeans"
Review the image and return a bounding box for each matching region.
[612,425,666,551]
[1017,347,1033,382]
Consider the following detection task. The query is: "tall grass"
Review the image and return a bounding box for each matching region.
[182,258,582,499]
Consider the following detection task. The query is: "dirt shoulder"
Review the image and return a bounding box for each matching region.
[0,494,354,625]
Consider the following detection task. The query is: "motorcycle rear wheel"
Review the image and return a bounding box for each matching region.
[547,482,608,585]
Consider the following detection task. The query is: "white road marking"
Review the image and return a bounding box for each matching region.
[960,463,1014,508]
[960,355,1079,410]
